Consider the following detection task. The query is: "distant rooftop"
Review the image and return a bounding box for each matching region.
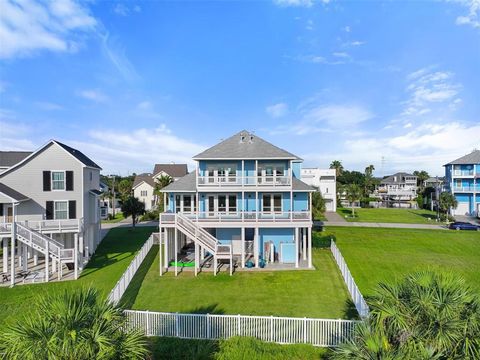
[193,130,301,160]
[445,150,480,166]
[0,151,32,167]
[153,163,188,178]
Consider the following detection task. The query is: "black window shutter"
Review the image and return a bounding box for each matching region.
[69,200,76,219]
[46,201,54,219]
[0,205,3,217]
[43,171,51,191]
[66,171,74,191]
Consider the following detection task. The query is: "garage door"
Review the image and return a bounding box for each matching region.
[454,202,470,216]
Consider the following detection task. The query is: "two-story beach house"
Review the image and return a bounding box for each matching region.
[376,172,418,208]
[159,131,314,275]
[444,150,480,216]
[133,164,188,211]
[0,140,102,286]
[301,168,337,212]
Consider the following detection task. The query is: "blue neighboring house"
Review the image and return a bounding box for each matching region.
[444,150,480,217]
[159,130,314,275]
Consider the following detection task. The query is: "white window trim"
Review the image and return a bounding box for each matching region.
[205,193,237,214]
[54,200,69,220]
[261,193,283,213]
[51,170,66,191]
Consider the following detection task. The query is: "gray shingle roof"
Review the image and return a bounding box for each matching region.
[292,177,316,191]
[0,183,29,202]
[153,164,188,178]
[0,151,32,167]
[445,150,480,165]
[160,172,196,192]
[55,141,102,169]
[133,173,156,188]
[193,130,301,160]
[381,172,416,185]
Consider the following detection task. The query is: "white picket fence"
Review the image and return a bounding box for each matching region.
[107,234,155,305]
[124,310,358,347]
[330,241,370,318]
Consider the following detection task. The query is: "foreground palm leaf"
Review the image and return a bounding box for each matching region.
[333,271,480,359]
[0,287,149,360]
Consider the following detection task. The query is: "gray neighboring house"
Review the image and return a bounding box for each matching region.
[133,164,188,211]
[0,140,102,286]
[375,172,418,208]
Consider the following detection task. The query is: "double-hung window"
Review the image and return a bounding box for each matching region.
[54,201,68,219]
[184,196,192,213]
[262,194,282,212]
[52,171,65,190]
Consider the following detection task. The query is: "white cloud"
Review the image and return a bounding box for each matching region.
[0,119,36,150]
[113,3,141,16]
[0,0,96,59]
[306,19,314,30]
[273,0,314,7]
[343,26,351,32]
[273,103,374,135]
[302,121,480,175]
[137,101,152,110]
[100,33,139,82]
[77,89,108,103]
[34,101,63,110]
[333,52,350,58]
[402,69,462,116]
[295,54,349,65]
[454,0,480,28]
[266,103,288,118]
[343,40,365,47]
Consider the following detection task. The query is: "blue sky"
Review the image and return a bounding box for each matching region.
[1,0,479,176]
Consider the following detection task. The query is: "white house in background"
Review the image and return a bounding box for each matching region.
[133,164,188,211]
[0,140,102,286]
[376,172,418,208]
[301,168,337,212]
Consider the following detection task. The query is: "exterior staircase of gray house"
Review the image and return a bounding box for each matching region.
[160,213,233,275]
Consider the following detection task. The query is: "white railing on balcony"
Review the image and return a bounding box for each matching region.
[453,185,480,192]
[20,218,83,233]
[161,211,310,224]
[197,175,291,187]
[453,170,474,176]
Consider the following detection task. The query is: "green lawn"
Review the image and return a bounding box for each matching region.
[102,212,126,223]
[121,238,355,319]
[336,207,439,224]
[323,226,480,296]
[0,226,156,327]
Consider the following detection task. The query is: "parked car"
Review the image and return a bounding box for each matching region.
[448,222,480,231]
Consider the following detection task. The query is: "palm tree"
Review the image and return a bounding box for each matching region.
[363,165,375,198]
[345,184,361,217]
[121,196,146,228]
[154,175,173,211]
[413,170,430,191]
[333,271,480,359]
[0,287,149,360]
[439,191,458,219]
[330,160,344,177]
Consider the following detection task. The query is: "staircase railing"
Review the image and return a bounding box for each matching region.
[176,213,218,254]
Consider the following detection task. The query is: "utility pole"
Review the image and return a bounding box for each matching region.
[111,175,116,218]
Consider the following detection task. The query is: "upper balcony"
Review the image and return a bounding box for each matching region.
[452,170,475,177]
[0,218,83,236]
[197,174,291,188]
[452,185,480,193]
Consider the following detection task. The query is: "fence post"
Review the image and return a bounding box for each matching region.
[206,313,211,339]
[146,310,150,336]
[237,314,241,336]
[270,316,274,342]
[303,317,307,343]
[175,313,179,337]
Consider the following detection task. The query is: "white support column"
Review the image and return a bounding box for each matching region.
[17,241,22,268]
[22,244,27,271]
[194,243,199,277]
[302,230,307,261]
[33,250,38,266]
[164,229,169,271]
[45,241,49,283]
[308,227,312,268]
[174,228,178,277]
[214,255,217,276]
[74,233,79,280]
[254,227,259,268]
[241,227,245,268]
[10,203,17,286]
[159,227,163,276]
[52,256,57,273]
[3,238,8,273]
[295,228,299,268]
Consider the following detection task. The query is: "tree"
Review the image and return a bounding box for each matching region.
[330,160,344,177]
[413,170,430,190]
[118,179,133,201]
[439,191,458,218]
[345,184,362,217]
[154,175,173,211]
[332,271,480,359]
[121,196,145,228]
[0,287,149,360]
[363,165,376,198]
[311,190,326,219]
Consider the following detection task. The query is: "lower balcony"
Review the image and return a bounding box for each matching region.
[160,211,311,224]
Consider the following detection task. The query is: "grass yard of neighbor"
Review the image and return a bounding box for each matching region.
[0,226,156,327]
[121,239,355,319]
[102,212,126,223]
[337,207,439,224]
[323,226,480,296]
